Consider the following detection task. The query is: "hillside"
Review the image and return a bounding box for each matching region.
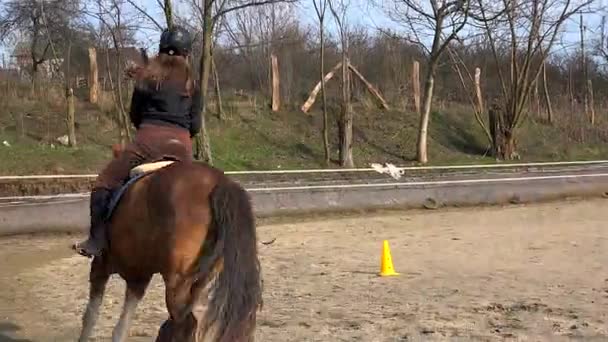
[0,91,607,176]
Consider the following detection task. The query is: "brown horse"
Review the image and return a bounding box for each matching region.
[77,146,262,342]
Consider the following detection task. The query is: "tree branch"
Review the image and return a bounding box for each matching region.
[125,0,164,30]
[214,0,297,22]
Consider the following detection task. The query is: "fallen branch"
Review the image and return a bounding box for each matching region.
[301,60,390,113]
[301,62,342,113]
[348,63,390,110]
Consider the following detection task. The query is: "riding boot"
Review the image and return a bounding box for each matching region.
[72,187,113,258]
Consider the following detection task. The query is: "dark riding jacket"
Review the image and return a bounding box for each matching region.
[129,80,202,138]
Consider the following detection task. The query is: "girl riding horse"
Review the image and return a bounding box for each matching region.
[73,25,202,258]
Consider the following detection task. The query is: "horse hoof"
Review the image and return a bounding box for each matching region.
[71,244,94,258]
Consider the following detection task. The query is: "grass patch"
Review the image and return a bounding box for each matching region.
[1,93,608,175]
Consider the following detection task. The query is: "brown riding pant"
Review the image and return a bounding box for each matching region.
[95,124,193,190]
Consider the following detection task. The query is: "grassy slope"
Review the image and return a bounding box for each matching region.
[0,94,607,175]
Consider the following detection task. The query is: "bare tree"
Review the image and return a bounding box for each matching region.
[39,0,81,147]
[222,2,296,98]
[329,0,354,167]
[446,47,493,146]
[313,0,331,165]
[185,0,298,163]
[598,13,608,62]
[124,0,175,30]
[163,0,174,29]
[579,13,594,125]
[1,0,84,146]
[0,0,79,93]
[539,33,553,124]
[475,0,592,159]
[84,0,142,143]
[381,0,473,164]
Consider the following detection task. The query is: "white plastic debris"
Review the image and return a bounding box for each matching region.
[370,162,405,180]
[2,140,10,147]
[56,135,70,146]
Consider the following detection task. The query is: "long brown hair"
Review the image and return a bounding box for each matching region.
[131,53,193,96]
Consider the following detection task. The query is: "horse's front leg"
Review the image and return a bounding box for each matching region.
[78,256,111,342]
[111,276,152,342]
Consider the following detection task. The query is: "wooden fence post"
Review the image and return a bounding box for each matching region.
[88,47,99,104]
[271,53,280,112]
[66,87,77,147]
[474,67,483,114]
[412,60,420,114]
[588,79,595,125]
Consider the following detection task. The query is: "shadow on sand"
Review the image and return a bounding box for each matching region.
[0,322,32,342]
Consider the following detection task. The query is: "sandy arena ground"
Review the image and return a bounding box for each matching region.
[0,199,607,341]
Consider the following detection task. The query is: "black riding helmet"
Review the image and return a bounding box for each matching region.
[159,25,192,56]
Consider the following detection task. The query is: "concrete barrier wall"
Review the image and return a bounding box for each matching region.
[251,175,608,215]
[2,175,608,236]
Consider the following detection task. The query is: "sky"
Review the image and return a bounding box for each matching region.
[139,1,391,42]
[0,0,605,66]
[138,0,603,53]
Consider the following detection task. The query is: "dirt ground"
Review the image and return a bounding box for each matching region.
[1,199,607,342]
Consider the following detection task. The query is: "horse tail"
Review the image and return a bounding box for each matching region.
[198,179,262,341]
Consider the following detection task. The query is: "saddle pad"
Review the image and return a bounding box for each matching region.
[106,161,175,221]
[130,160,175,178]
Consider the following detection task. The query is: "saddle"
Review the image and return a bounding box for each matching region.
[105,160,176,220]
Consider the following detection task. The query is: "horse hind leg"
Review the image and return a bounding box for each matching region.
[192,274,220,341]
[111,276,152,342]
[161,274,211,342]
[78,257,111,342]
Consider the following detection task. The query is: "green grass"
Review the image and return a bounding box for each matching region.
[1,93,608,175]
[0,133,108,174]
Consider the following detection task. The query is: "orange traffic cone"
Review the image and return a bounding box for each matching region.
[379,240,399,277]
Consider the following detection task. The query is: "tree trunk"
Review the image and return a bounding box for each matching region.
[339,50,353,167]
[580,15,590,122]
[164,0,173,28]
[568,66,575,117]
[500,131,517,160]
[416,63,436,164]
[114,48,131,142]
[490,103,519,160]
[320,21,330,166]
[65,42,76,147]
[541,62,553,124]
[31,61,38,97]
[30,32,40,97]
[15,111,25,140]
[66,87,77,147]
[211,54,223,120]
[108,12,132,144]
[488,103,500,157]
[194,0,213,164]
[533,78,540,116]
[105,48,127,144]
